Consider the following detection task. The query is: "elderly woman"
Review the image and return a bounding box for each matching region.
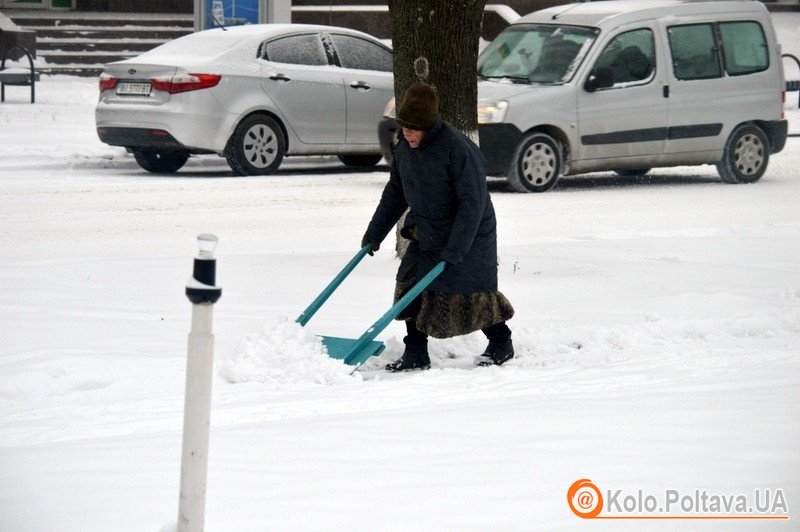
[362,82,515,372]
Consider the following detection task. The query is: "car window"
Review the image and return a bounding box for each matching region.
[329,34,392,72]
[668,24,722,80]
[591,28,656,87]
[478,24,599,84]
[262,34,328,66]
[719,21,769,76]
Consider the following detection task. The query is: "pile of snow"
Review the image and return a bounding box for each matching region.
[217,316,361,387]
[0,353,114,401]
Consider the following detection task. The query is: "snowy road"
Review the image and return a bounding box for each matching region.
[1,77,799,531]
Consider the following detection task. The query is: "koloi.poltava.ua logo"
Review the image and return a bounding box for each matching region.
[567,478,790,521]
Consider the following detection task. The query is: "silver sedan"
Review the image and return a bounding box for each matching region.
[96,24,393,174]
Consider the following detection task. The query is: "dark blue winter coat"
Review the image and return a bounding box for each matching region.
[365,118,498,293]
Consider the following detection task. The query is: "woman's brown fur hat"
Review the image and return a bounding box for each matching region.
[395,82,440,131]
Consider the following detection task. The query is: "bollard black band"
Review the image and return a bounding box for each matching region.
[186,258,222,304]
[186,286,222,304]
[193,258,216,286]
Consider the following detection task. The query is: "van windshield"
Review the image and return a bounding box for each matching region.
[478,24,599,84]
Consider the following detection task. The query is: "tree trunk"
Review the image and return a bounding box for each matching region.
[389,0,486,257]
[388,0,486,142]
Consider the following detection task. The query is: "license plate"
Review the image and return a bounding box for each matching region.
[116,82,152,96]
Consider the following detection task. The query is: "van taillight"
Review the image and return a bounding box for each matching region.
[99,74,118,92]
[151,74,222,94]
[781,91,786,120]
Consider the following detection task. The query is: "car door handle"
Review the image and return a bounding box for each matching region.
[269,73,291,82]
[350,81,371,90]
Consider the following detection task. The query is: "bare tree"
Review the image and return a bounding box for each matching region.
[388,0,487,256]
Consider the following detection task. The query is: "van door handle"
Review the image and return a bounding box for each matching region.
[269,73,291,82]
[663,85,670,98]
[350,81,371,90]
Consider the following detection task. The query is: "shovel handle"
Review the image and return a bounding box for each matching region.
[296,245,372,326]
[343,261,446,365]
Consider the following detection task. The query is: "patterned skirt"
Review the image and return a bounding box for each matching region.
[393,277,515,339]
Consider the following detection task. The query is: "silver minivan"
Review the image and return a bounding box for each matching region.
[474,0,788,192]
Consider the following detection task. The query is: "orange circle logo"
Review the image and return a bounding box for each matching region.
[567,479,604,519]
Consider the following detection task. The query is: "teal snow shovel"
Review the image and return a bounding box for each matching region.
[296,244,445,368]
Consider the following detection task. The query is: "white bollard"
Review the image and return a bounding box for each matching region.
[178,234,222,532]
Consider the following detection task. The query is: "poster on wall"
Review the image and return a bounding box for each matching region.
[205,0,260,29]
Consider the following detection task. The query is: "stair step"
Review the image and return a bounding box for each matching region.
[37,39,168,53]
[40,66,106,76]
[23,27,191,40]
[21,24,190,31]
[39,50,139,64]
[12,18,193,28]
[9,13,193,28]
[38,36,169,44]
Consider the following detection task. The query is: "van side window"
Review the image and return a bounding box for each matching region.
[591,28,655,87]
[719,21,769,76]
[668,24,722,80]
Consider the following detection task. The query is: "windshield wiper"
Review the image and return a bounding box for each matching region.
[478,74,531,84]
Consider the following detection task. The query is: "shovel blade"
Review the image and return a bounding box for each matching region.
[321,335,386,365]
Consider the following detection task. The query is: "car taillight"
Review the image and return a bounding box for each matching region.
[99,74,118,92]
[150,73,222,94]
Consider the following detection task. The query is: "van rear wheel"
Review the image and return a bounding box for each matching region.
[717,124,769,184]
[507,132,562,193]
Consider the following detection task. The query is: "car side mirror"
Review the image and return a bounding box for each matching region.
[584,67,614,92]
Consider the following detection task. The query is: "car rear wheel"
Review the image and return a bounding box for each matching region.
[226,114,285,176]
[717,124,769,184]
[131,148,189,173]
[614,168,651,178]
[338,154,382,167]
[507,132,562,193]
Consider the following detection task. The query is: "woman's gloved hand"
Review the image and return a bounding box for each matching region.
[361,236,379,256]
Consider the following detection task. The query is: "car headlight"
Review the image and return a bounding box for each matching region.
[477,101,508,124]
[383,97,396,119]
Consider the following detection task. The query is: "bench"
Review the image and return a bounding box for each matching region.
[0,45,40,104]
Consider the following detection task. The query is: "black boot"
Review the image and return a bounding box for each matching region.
[476,322,514,366]
[475,337,514,366]
[385,344,430,372]
[386,322,430,372]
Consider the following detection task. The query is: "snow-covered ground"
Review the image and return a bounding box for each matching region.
[1,17,799,530]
